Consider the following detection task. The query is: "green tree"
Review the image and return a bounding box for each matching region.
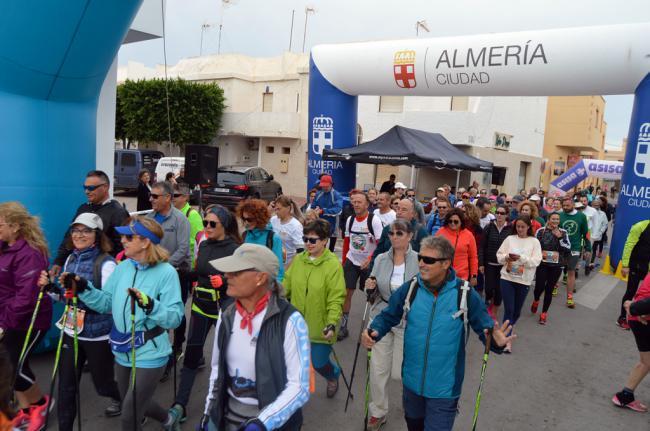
[115,78,226,150]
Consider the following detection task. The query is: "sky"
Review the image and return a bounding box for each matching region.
[118,0,650,149]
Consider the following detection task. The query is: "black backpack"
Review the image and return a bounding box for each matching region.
[346,212,379,239]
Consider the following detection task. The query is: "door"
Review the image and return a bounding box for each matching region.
[119,152,139,189]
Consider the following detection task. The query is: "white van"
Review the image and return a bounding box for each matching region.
[155,157,185,182]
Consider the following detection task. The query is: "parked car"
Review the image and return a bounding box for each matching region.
[155,157,185,182]
[198,165,282,208]
[114,149,164,191]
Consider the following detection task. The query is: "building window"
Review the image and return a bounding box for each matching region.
[263,92,273,112]
[594,108,599,128]
[491,167,506,185]
[518,161,530,192]
[266,146,274,154]
[451,96,469,111]
[282,147,290,154]
[379,96,404,113]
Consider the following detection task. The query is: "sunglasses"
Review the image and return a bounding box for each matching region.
[120,234,138,242]
[150,193,165,200]
[407,194,416,198]
[71,228,93,236]
[448,219,461,225]
[173,193,183,198]
[83,183,106,191]
[203,220,220,228]
[505,200,512,204]
[302,236,321,244]
[418,254,447,265]
[388,230,406,237]
[391,202,399,206]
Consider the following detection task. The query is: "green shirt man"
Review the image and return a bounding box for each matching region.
[560,209,591,253]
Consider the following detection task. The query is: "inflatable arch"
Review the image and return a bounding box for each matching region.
[308,23,650,273]
[548,159,624,196]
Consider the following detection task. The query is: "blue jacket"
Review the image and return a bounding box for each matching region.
[79,259,184,368]
[370,270,495,399]
[426,213,444,236]
[312,189,343,236]
[244,225,285,282]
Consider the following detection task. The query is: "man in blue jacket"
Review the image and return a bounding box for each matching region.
[312,175,343,252]
[362,236,514,431]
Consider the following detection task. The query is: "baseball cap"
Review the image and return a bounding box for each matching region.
[575,202,585,209]
[489,195,497,200]
[71,213,103,230]
[394,182,407,190]
[529,194,541,201]
[210,243,279,280]
[513,195,525,203]
[437,187,446,192]
[319,175,333,187]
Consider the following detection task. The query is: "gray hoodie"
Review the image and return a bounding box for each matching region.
[369,245,419,319]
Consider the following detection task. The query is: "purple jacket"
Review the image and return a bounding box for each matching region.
[0,239,51,331]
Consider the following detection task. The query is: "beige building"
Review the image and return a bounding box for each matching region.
[119,53,548,199]
[541,96,607,190]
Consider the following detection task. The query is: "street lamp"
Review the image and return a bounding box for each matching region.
[302,6,316,53]
[416,19,430,37]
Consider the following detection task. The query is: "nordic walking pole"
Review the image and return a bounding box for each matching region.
[44,297,71,430]
[344,300,370,412]
[471,329,493,431]
[129,291,138,431]
[15,285,46,381]
[71,281,82,431]
[330,346,353,400]
[363,346,371,431]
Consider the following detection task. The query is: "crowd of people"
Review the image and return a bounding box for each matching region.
[1,169,648,431]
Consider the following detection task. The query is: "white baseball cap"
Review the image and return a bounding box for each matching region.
[210,243,279,280]
[529,194,541,201]
[394,182,407,190]
[71,213,103,230]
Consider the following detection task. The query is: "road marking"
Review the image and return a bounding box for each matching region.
[574,273,620,310]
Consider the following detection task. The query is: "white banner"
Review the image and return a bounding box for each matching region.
[312,23,650,97]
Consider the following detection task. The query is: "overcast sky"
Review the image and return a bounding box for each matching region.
[118,0,650,149]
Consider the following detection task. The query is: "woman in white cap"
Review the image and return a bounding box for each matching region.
[37,212,122,430]
[58,216,184,431]
[200,243,311,431]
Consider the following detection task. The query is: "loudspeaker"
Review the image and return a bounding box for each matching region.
[184,145,219,185]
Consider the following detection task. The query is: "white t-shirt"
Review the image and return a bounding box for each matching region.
[271,216,304,267]
[479,213,495,229]
[345,214,384,266]
[390,263,406,293]
[581,206,597,234]
[373,208,396,227]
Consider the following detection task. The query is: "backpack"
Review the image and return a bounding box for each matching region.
[92,253,115,290]
[243,230,275,250]
[346,212,379,239]
[402,276,472,345]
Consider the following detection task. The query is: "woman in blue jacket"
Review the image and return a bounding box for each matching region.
[237,199,285,281]
[59,217,184,431]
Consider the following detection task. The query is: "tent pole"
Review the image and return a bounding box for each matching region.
[409,165,416,189]
[455,169,461,193]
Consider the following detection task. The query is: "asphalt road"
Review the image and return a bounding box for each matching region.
[28,201,649,430]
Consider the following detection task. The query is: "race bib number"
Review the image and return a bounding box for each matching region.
[571,251,581,257]
[542,251,559,264]
[56,308,86,333]
[507,262,525,278]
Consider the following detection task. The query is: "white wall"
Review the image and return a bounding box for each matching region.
[97,59,118,195]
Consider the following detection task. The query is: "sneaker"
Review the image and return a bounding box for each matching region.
[539,312,547,325]
[170,403,187,423]
[337,326,349,341]
[612,394,648,412]
[616,317,631,330]
[566,295,575,309]
[552,284,558,296]
[326,377,339,398]
[367,415,387,431]
[104,398,122,417]
[163,406,182,431]
[531,300,539,314]
[27,395,51,431]
[11,411,29,430]
[598,252,603,259]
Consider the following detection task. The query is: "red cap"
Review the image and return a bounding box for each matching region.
[319,175,333,187]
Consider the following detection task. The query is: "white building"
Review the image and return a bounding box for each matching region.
[118,52,546,198]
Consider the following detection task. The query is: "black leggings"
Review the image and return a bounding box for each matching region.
[484,264,503,306]
[329,237,337,252]
[620,266,648,320]
[533,265,563,313]
[591,240,605,262]
[58,335,121,431]
[174,310,217,409]
[2,328,45,392]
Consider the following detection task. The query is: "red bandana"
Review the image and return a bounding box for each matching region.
[236,292,271,335]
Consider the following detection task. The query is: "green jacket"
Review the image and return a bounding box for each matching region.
[284,249,346,344]
[622,219,650,268]
[560,210,591,253]
[180,202,203,267]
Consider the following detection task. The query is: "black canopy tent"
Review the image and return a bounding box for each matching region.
[322,125,493,191]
